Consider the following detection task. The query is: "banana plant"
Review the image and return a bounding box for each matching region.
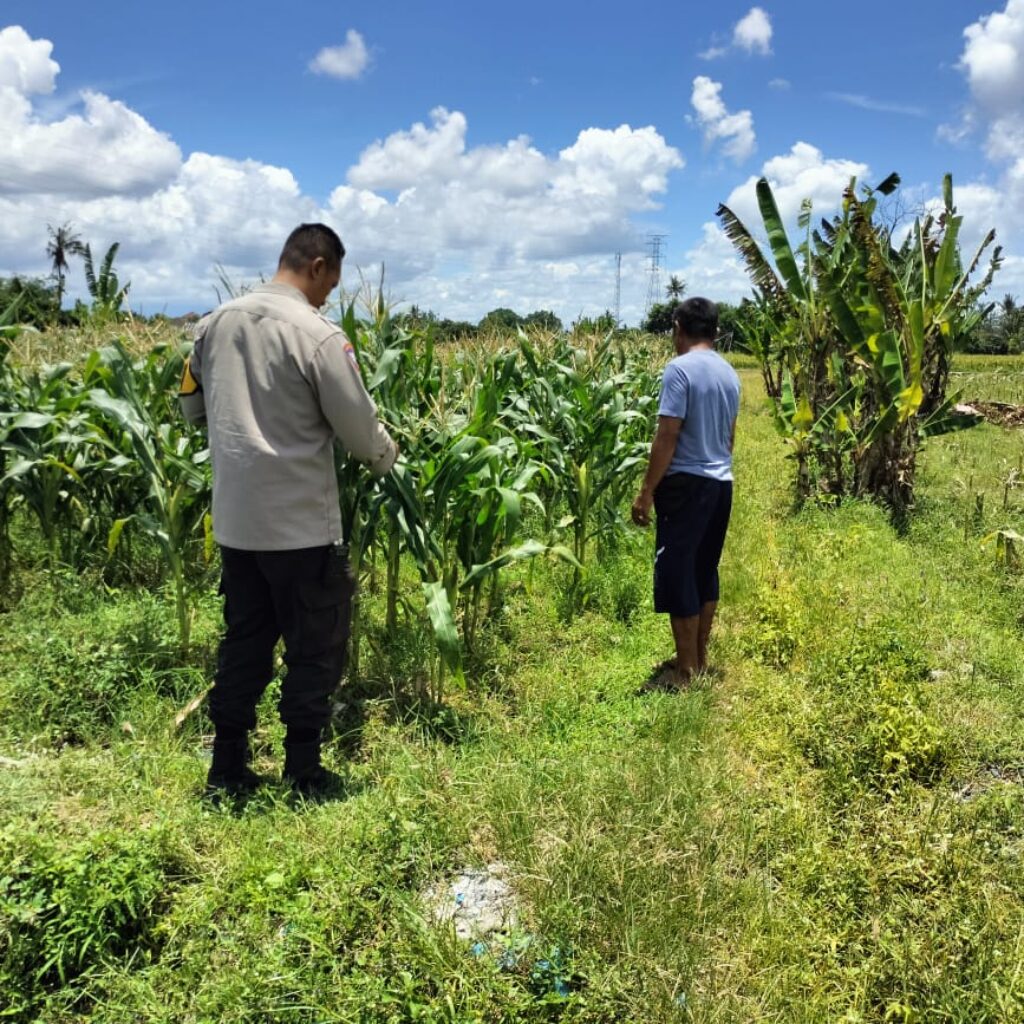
[717,172,996,516]
[83,242,129,323]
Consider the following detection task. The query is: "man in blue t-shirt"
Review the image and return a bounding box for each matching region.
[632,297,741,689]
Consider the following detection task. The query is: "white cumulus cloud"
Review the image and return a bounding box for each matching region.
[960,0,1024,112]
[0,25,180,198]
[700,7,774,60]
[733,7,773,55]
[724,141,869,226]
[690,76,756,162]
[0,23,181,198]
[0,152,317,308]
[0,25,58,94]
[934,1,1024,298]
[945,0,1024,162]
[309,29,371,80]
[672,221,753,303]
[0,30,686,323]
[0,88,182,198]
[333,108,684,277]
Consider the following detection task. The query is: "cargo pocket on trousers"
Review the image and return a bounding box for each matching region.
[296,548,354,656]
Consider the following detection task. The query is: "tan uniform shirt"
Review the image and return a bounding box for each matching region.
[178,282,397,550]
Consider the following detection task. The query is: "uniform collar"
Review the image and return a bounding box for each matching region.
[253,281,312,306]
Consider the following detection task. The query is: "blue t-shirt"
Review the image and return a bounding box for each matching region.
[658,348,741,482]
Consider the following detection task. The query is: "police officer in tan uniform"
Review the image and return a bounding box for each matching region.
[180,223,397,799]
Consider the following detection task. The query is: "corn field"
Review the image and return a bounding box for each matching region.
[0,310,660,699]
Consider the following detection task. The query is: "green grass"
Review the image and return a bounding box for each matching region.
[950,353,1024,405]
[2,365,1023,1021]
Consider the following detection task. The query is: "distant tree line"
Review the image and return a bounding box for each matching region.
[393,305,624,341]
[959,295,1024,354]
[1,222,129,328]
[6,224,1019,350]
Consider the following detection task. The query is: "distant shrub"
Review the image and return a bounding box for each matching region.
[0,275,57,329]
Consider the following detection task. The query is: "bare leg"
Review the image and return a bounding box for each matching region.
[670,614,700,687]
[697,601,718,673]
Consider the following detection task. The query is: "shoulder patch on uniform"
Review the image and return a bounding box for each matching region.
[342,340,360,367]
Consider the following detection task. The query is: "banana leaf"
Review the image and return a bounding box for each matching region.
[756,177,809,302]
[919,396,982,438]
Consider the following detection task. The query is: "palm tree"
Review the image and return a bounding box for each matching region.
[665,275,686,302]
[45,223,86,311]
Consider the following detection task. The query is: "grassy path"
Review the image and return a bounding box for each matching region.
[2,365,1024,1021]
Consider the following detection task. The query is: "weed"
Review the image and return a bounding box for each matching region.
[739,575,801,668]
[0,825,183,1021]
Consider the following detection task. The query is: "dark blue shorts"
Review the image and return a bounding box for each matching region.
[653,472,733,618]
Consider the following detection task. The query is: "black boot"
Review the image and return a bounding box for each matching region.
[205,738,264,800]
[283,740,344,799]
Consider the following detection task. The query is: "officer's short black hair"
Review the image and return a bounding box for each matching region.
[278,223,345,272]
[672,297,718,342]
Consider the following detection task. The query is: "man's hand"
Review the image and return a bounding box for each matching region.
[633,416,680,527]
[631,490,653,527]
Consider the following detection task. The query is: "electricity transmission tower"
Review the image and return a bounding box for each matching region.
[613,252,622,326]
[644,234,666,317]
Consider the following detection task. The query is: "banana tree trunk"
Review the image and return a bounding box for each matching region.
[854,422,918,518]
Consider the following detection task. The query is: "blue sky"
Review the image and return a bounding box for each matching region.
[1,0,1021,323]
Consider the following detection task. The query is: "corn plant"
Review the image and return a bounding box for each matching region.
[0,302,18,583]
[339,308,577,696]
[333,303,442,679]
[83,340,211,652]
[1,297,653,701]
[511,334,650,596]
[0,363,101,567]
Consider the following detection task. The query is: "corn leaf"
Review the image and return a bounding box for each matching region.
[107,516,131,557]
[422,580,464,687]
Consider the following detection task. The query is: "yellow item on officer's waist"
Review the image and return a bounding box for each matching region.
[179,357,200,396]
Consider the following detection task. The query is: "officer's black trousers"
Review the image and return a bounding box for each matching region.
[209,544,355,735]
